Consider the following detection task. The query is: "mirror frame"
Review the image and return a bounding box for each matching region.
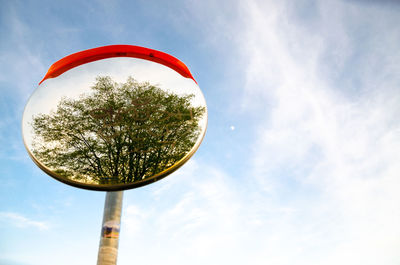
[23,45,207,191]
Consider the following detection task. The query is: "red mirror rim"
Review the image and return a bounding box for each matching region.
[39,44,196,85]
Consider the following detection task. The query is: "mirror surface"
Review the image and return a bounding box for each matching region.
[22,57,207,190]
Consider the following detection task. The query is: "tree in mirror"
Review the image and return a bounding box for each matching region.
[31,76,205,185]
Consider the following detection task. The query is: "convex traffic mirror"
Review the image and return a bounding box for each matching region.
[22,45,207,191]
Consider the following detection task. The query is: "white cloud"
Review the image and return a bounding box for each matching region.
[0,6,46,95]
[119,160,249,265]
[237,0,400,264]
[0,4,49,163]
[0,211,49,230]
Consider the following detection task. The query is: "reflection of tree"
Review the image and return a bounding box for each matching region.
[31,76,205,184]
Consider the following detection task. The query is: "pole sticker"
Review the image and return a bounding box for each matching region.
[101,220,120,238]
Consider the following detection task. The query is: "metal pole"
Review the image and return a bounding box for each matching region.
[97,191,124,265]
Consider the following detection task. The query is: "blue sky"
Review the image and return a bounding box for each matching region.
[1,0,400,264]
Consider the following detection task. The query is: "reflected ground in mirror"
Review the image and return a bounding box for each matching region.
[22,58,207,189]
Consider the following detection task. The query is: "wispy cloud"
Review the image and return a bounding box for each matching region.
[119,160,249,264]
[0,211,50,230]
[0,258,34,265]
[0,5,46,95]
[238,0,400,263]
[0,3,49,163]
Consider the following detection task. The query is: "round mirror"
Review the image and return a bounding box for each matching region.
[22,45,207,191]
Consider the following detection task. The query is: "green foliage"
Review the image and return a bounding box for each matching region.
[31,76,205,184]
